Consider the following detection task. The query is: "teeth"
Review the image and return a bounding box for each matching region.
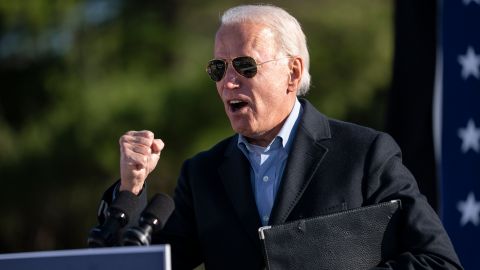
[229,100,242,104]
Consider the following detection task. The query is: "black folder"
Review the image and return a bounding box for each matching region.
[258,200,402,270]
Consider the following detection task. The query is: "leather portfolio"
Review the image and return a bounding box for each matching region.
[258,200,402,270]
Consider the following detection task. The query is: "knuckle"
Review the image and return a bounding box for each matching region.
[132,146,143,154]
[144,130,154,139]
[120,141,130,151]
[137,137,149,146]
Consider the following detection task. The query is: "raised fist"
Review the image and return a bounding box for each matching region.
[118,130,164,195]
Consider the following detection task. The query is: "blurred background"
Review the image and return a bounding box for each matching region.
[0,0,394,252]
[4,0,478,268]
[13,6,480,270]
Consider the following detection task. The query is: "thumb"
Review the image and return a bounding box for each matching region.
[146,139,164,175]
[151,138,165,155]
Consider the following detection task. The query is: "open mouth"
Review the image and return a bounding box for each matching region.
[229,100,248,112]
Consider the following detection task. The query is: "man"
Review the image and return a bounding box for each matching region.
[96,4,462,270]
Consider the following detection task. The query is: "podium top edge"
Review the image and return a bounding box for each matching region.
[0,244,170,260]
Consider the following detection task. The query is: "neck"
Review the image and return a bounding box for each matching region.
[246,117,288,147]
[246,97,297,147]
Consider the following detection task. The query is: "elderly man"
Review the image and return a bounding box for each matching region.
[96,4,462,270]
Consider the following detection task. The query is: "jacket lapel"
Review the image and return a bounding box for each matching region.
[218,136,262,245]
[269,99,331,225]
[218,100,332,237]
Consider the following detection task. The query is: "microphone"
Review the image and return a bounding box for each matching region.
[122,193,174,246]
[87,191,140,247]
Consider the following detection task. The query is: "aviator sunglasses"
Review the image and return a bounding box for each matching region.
[206,56,292,82]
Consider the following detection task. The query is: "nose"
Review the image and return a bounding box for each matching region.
[224,80,240,89]
[222,65,240,90]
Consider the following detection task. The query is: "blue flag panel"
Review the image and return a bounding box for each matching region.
[437,0,480,269]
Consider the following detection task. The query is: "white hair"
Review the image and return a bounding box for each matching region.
[220,4,311,96]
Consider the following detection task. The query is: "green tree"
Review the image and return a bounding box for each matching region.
[0,0,392,252]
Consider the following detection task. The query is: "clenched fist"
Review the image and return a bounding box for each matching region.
[119,130,164,195]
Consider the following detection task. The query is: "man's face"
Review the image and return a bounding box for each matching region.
[214,22,298,146]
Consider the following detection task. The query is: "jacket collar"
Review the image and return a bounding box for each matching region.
[269,98,330,224]
[218,98,331,243]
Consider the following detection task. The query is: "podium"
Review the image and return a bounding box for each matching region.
[0,245,170,270]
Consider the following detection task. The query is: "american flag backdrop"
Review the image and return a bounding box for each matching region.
[434,0,480,268]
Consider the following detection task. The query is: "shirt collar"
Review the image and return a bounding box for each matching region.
[237,98,302,151]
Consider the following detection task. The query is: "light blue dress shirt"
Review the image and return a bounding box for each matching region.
[237,98,303,225]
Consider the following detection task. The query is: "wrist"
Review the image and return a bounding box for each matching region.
[119,182,143,195]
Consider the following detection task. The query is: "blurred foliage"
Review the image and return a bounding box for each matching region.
[0,0,392,252]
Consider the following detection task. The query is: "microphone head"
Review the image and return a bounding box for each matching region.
[121,193,175,246]
[141,193,175,231]
[87,190,140,247]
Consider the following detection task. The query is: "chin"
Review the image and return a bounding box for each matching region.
[230,123,255,137]
[231,125,250,136]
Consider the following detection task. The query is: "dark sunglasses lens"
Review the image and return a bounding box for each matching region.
[233,57,257,78]
[207,60,226,81]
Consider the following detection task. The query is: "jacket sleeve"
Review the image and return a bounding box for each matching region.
[95,180,148,245]
[364,133,463,270]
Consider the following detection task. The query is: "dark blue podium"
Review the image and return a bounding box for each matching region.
[0,245,170,270]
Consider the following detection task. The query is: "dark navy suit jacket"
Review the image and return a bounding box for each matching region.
[99,99,462,269]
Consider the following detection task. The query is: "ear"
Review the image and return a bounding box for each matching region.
[287,57,304,94]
